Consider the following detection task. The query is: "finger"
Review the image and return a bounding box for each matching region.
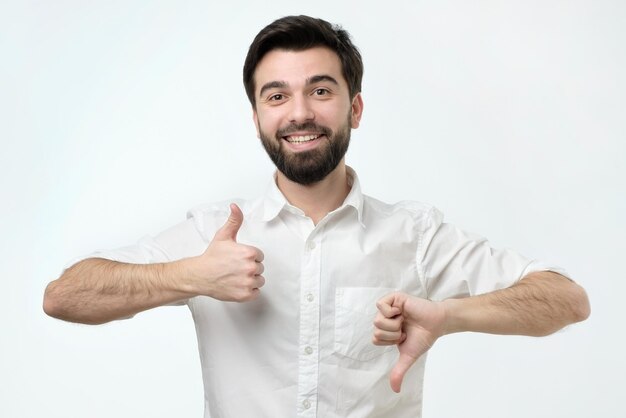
[254,275,266,289]
[390,352,418,393]
[213,204,244,242]
[376,295,402,319]
[241,287,260,302]
[373,329,403,344]
[374,314,403,332]
[255,248,264,262]
[255,262,265,275]
[373,338,401,346]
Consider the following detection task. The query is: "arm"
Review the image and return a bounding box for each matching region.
[43,204,265,325]
[44,257,192,325]
[443,271,590,336]
[372,271,590,392]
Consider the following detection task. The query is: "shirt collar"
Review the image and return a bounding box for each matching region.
[342,166,365,227]
[249,166,365,226]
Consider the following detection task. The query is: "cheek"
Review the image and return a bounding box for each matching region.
[317,107,343,125]
[322,105,353,129]
[256,110,280,131]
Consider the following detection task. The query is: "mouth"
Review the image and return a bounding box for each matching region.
[283,134,322,144]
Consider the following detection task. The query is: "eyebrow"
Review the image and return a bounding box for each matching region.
[259,81,288,98]
[307,74,339,86]
[258,74,340,98]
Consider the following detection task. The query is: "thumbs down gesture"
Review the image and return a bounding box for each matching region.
[372,292,447,393]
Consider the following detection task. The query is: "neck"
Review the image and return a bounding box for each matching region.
[276,161,350,225]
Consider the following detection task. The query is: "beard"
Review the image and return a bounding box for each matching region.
[259,115,352,185]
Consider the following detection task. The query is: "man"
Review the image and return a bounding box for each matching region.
[43,15,590,418]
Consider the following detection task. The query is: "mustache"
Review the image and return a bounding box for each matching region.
[275,122,332,138]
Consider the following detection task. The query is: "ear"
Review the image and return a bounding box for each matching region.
[252,108,260,138]
[350,93,364,129]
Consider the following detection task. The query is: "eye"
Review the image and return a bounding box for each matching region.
[268,93,284,101]
[313,88,329,96]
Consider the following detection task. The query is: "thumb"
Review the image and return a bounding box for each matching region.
[213,203,243,241]
[390,352,417,393]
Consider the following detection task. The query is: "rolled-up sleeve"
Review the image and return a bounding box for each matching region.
[62,218,208,307]
[420,222,568,301]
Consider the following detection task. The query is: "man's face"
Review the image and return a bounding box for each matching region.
[252,47,363,185]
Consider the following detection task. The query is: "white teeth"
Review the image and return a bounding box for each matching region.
[287,134,320,143]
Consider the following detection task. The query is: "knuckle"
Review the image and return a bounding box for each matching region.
[244,247,258,259]
[244,264,257,276]
[244,288,260,301]
[235,288,256,302]
[373,329,384,339]
[235,245,250,257]
[243,277,258,289]
[372,336,383,346]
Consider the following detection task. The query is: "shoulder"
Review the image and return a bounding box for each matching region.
[186,198,257,241]
[362,194,444,231]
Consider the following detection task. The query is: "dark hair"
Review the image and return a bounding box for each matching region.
[243,15,363,107]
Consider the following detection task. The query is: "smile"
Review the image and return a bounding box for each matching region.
[284,134,321,143]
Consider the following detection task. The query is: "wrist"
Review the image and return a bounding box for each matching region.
[440,298,464,335]
[162,258,198,297]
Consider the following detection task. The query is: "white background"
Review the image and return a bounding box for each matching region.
[1,1,624,417]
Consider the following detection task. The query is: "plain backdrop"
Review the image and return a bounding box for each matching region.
[1,1,624,417]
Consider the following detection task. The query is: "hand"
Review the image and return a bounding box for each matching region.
[186,203,265,302]
[373,292,447,393]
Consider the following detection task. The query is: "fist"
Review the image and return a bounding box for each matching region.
[373,292,446,393]
[187,203,265,302]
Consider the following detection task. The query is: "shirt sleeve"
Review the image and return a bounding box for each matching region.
[64,217,208,307]
[66,236,169,267]
[420,222,569,301]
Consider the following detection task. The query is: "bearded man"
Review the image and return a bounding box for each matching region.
[44,15,589,418]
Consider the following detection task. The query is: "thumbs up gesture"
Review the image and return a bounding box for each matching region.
[186,203,265,302]
[372,292,447,392]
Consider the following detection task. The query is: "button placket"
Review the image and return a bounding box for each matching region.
[297,236,321,416]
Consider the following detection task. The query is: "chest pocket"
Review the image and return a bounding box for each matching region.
[334,287,398,361]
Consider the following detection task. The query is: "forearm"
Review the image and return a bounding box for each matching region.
[441,271,590,337]
[43,258,195,325]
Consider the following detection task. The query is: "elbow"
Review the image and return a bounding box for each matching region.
[570,283,591,323]
[43,281,63,319]
[43,265,76,321]
[42,279,108,325]
[43,262,101,324]
[542,284,590,336]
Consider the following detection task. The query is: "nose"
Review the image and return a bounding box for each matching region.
[288,95,315,123]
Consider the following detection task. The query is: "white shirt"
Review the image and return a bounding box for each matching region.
[84,168,563,418]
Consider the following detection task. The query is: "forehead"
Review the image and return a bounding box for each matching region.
[254,47,346,93]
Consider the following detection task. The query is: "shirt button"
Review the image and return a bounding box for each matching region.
[303,400,311,409]
[307,241,316,250]
[304,346,313,355]
[306,293,314,302]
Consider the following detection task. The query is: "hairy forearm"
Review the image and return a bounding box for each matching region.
[441,271,590,337]
[43,258,194,325]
